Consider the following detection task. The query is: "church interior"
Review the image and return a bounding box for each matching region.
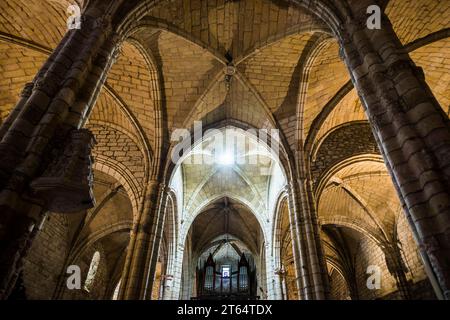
[0,0,449,301]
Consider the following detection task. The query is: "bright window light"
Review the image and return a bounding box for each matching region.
[216,151,234,165]
[222,266,230,278]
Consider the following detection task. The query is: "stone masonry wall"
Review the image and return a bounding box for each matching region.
[22,213,70,299]
[311,122,379,189]
[329,269,350,300]
[354,237,398,300]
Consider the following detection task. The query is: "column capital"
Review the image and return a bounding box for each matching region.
[30,128,96,213]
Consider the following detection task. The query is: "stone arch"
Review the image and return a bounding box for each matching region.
[0,21,156,190]
[54,220,132,299]
[161,189,179,277]
[104,38,162,178]
[315,154,384,201]
[92,87,153,177]
[321,219,385,247]
[324,256,352,300]
[310,122,380,190]
[120,38,164,179]
[115,1,345,42]
[180,194,268,248]
[89,123,146,187]
[65,221,133,270]
[1,0,448,301]
[93,155,142,217]
[271,192,289,269]
[302,29,450,161]
[164,120,292,188]
[179,195,267,299]
[125,18,228,65]
[296,34,337,144]
[111,279,122,300]
[317,157,399,244]
[320,222,399,299]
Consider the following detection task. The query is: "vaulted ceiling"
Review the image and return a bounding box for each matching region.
[0,1,448,298]
[172,126,286,227]
[189,197,263,255]
[1,0,447,167]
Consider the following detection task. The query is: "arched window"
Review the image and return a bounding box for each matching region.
[84,251,100,292]
[112,279,121,300]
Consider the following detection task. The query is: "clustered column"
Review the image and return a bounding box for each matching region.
[286,178,330,300]
[119,181,168,300]
[0,6,121,299]
[286,185,308,299]
[339,0,450,299]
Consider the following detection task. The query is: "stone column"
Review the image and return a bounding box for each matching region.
[338,0,450,299]
[143,185,169,300]
[298,177,330,300]
[282,270,289,300]
[0,7,120,299]
[169,241,186,300]
[286,183,310,299]
[161,274,174,300]
[271,268,282,300]
[287,178,330,300]
[274,267,287,300]
[120,181,167,300]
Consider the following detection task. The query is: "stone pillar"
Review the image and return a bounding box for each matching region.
[161,274,174,300]
[338,0,450,299]
[287,179,330,300]
[168,242,185,300]
[120,181,167,300]
[286,183,310,299]
[271,268,282,300]
[274,267,287,300]
[299,177,330,300]
[143,185,169,300]
[0,8,120,299]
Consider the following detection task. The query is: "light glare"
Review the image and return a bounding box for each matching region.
[217,151,234,165]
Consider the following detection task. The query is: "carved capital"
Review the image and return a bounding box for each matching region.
[30,128,96,213]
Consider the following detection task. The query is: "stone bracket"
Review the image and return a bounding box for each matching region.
[30,128,96,213]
